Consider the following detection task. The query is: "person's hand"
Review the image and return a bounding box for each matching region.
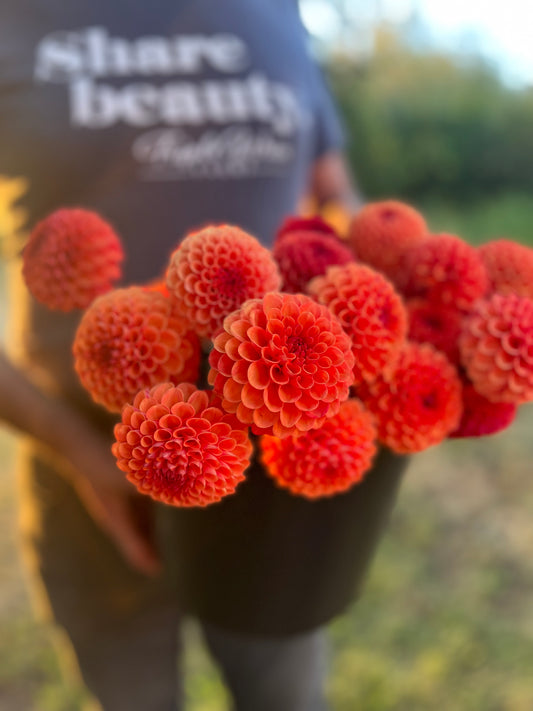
[0,351,161,576]
[61,425,162,577]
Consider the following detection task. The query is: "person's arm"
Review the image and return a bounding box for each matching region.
[309,150,364,213]
[0,350,160,575]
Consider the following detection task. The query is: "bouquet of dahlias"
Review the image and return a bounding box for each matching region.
[22,201,533,507]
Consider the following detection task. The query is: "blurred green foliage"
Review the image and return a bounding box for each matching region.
[328,30,533,204]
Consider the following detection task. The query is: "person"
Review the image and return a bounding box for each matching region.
[0,1,409,709]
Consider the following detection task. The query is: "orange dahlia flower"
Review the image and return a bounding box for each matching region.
[260,399,377,499]
[73,287,200,412]
[347,200,427,280]
[450,382,517,438]
[309,263,407,385]
[22,208,123,311]
[406,298,463,365]
[459,293,533,404]
[478,239,533,299]
[113,383,252,507]
[272,220,353,294]
[358,342,463,454]
[208,292,355,438]
[403,233,489,311]
[166,224,281,339]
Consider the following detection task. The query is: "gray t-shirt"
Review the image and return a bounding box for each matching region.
[1,0,343,281]
[0,0,343,393]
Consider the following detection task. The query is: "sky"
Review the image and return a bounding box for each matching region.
[300,0,533,87]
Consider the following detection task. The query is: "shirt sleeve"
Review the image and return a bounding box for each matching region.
[310,63,346,159]
[291,2,346,159]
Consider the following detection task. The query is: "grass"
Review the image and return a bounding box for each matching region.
[2,192,533,709]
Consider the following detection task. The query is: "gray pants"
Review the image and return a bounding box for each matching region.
[18,444,329,711]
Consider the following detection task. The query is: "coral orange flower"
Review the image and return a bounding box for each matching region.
[357,342,463,454]
[406,298,463,365]
[459,293,533,404]
[403,233,489,311]
[478,239,533,299]
[113,383,252,507]
[143,278,170,298]
[22,208,123,311]
[73,287,200,412]
[166,224,281,339]
[272,218,354,293]
[450,382,517,438]
[208,292,355,438]
[347,200,427,281]
[309,263,407,385]
[260,399,377,499]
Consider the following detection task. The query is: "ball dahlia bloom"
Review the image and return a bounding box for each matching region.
[276,215,339,242]
[309,263,408,385]
[166,224,281,339]
[22,208,123,311]
[459,293,533,404]
[406,298,463,365]
[403,233,489,311]
[272,219,354,294]
[450,382,517,438]
[358,342,463,454]
[113,383,252,507]
[260,399,377,499]
[347,200,427,280]
[73,287,200,412]
[208,292,355,438]
[478,239,533,299]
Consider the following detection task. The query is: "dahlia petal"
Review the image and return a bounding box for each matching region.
[241,383,265,409]
[223,379,243,403]
[248,361,271,389]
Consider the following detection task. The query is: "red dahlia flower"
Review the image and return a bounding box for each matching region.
[275,215,339,242]
[260,399,377,499]
[22,208,123,311]
[358,342,463,454]
[113,383,252,507]
[208,292,355,438]
[406,298,463,365]
[478,239,533,299]
[347,200,427,280]
[309,263,407,385]
[450,382,517,438]
[403,233,489,311]
[459,293,533,404]
[272,225,354,293]
[166,224,281,339]
[73,287,200,412]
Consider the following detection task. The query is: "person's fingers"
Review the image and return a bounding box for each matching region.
[102,494,162,577]
[75,479,161,576]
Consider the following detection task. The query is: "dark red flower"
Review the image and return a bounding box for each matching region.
[272,227,354,293]
[22,208,123,311]
[112,383,252,507]
[357,342,463,453]
[165,224,281,338]
[348,200,427,280]
[403,233,489,311]
[450,382,517,438]
[275,215,339,242]
[478,239,533,299]
[459,293,533,404]
[208,292,355,438]
[260,399,377,499]
[406,298,463,365]
[73,287,200,412]
[309,263,407,385]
